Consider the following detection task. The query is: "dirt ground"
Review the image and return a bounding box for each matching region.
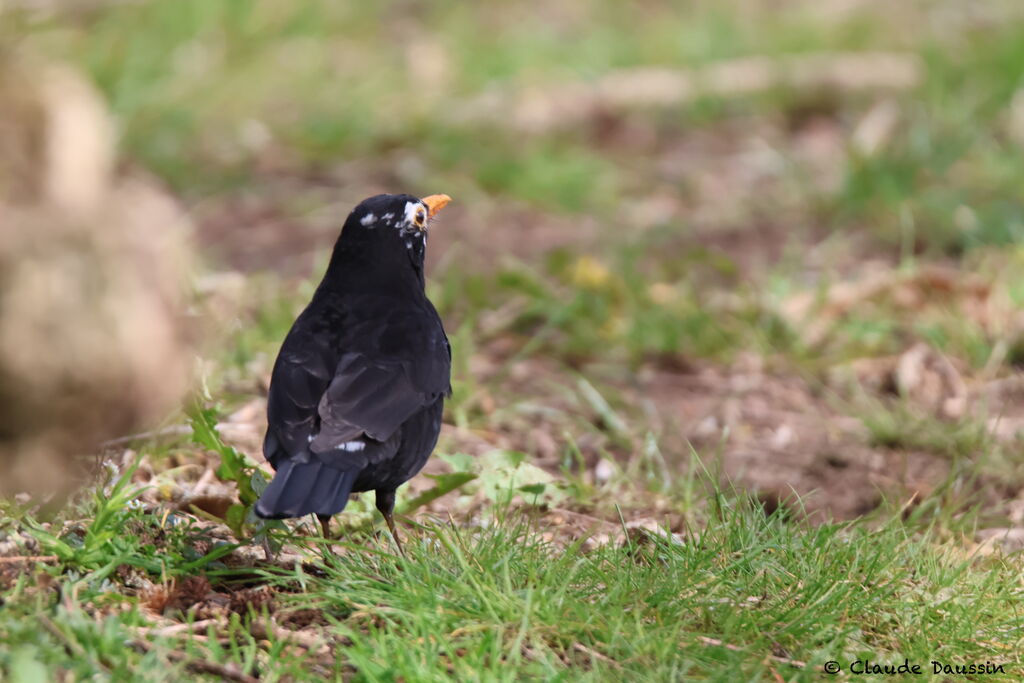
[193,183,1024,526]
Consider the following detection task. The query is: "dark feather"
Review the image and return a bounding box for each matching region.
[254,460,359,518]
[255,193,452,523]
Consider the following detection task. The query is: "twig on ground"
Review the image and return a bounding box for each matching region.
[250,618,327,652]
[573,642,621,668]
[696,636,806,668]
[137,617,328,654]
[193,467,217,493]
[136,619,219,638]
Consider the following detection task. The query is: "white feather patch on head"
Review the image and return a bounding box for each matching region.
[403,201,425,227]
[360,213,376,226]
[383,213,394,220]
[337,440,366,452]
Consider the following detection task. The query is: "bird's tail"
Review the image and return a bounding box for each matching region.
[254,460,359,519]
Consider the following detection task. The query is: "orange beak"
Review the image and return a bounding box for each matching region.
[421,194,452,219]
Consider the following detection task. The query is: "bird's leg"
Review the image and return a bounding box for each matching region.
[261,536,274,562]
[375,490,406,558]
[317,514,333,539]
[384,513,406,558]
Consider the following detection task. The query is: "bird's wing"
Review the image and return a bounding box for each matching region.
[309,307,450,456]
[263,334,336,464]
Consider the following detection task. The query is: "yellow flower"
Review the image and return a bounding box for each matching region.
[571,256,610,289]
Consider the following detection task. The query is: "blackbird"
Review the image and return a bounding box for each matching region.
[255,193,452,554]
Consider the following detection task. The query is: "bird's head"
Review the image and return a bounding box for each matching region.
[331,193,452,283]
[345,193,450,238]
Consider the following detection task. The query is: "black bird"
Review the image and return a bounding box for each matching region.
[255,193,452,554]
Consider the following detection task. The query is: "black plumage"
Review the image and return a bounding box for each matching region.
[255,193,452,552]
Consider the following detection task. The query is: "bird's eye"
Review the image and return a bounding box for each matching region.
[414,207,427,225]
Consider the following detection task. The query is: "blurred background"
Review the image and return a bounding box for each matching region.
[3,0,1024,522]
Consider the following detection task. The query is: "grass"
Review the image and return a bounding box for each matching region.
[2,483,1022,681]
[275,511,1023,681]
[4,0,1024,679]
